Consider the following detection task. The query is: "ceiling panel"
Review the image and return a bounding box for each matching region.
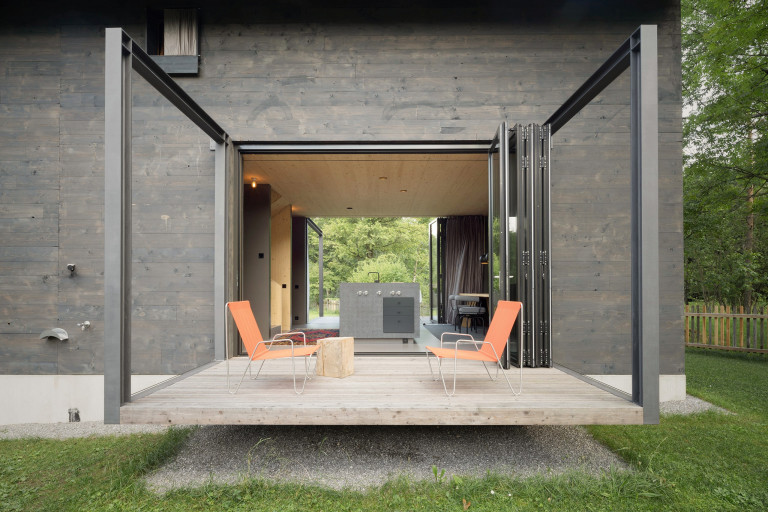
[242,153,488,217]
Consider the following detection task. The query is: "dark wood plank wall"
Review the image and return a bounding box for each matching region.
[0,1,682,376]
[129,78,216,374]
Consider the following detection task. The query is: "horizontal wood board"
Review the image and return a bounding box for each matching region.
[120,356,643,425]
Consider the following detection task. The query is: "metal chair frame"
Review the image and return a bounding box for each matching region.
[224,301,318,395]
[426,333,522,397]
[426,300,522,397]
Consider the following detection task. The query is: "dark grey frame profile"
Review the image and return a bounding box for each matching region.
[104,28,232,423]
[489,123,549,370]
[104,25,659,424]
[544,25,659,423]
[306,218,324,317]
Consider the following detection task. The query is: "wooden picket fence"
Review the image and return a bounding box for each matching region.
[323,298,340,313]
[684,304,768,353]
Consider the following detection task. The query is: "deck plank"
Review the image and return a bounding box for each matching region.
[121,357,643,425]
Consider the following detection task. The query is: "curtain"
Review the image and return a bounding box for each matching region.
[164,9,198,56]
[444,216,487,324]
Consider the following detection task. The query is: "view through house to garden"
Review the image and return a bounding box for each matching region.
[307,217,432,320]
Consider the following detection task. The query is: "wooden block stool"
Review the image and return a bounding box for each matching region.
[316,337,354,378]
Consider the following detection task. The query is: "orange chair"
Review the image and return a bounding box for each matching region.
[426,300,522,396]
[225,300,319,394]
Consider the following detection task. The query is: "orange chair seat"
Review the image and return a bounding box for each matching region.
[252,345,319,360]
[425,345,498,362]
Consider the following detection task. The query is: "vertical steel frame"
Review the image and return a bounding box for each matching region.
[437,218,447,324]
[104,29,132,424]
[104,28,230,423]
[517,125,534,367]
[307,219,324,317]
[544,25,659,423]
[529,124,551,368]
[631,26,660,423]
[537,125,552,367]
[214,138,234,361]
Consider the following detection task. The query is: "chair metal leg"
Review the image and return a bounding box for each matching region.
[428,354,521,397]
[292,352,318,395]
[227,355,258,395]
[250,360,266,380]
[488,345,522,396]
[426,351,441,381]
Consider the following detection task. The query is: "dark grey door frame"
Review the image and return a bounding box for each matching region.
[104,28,232,423]
[105,24,659,424]
[306,218,324,317]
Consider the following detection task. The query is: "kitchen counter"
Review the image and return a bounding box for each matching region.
[339,283,420,339]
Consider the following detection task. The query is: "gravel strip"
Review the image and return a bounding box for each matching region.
[0,422,169,440]
[1,395,729,493]
[660,394,731,415]
[144,424,628,493]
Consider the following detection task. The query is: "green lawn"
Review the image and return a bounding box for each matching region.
[1,349,766,511]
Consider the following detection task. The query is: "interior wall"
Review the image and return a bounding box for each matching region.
[242,184,271,339]
[270,204,292,332]
[291,217,309,326]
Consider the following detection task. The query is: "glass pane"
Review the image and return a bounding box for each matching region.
[429,220,438,321]
[489,138,502,316]
[508,148,518,303]
[308,227,321,319]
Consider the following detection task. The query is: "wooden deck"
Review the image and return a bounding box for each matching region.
[120,357,643,425]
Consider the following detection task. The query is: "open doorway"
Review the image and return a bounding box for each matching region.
[238,144,490,354]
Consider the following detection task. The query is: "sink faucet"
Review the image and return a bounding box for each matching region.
[368,271,380,283]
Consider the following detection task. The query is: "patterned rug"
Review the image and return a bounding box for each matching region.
[272,328,340,345]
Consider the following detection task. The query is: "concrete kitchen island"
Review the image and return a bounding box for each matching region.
[339,283,420,340]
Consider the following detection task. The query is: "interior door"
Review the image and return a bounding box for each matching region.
[488,123,550,368]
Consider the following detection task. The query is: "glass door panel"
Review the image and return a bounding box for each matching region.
[489,122,547,368]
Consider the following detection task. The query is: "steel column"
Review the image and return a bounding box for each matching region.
[542,25,660,422]
[104,29,132,424]
[214,138,228,360]
[631,26,660,424]
[104,28,232,423]
[307,219,324,317]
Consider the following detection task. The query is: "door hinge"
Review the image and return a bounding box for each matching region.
[522,320,530,336]
[521,250,531,267]
[522,155,529,170]
[539,250,548,268]
[539,320,549,336]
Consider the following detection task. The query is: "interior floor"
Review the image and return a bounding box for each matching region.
[294,316,485,354]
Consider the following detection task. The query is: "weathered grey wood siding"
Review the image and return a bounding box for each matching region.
[0,1,682,376]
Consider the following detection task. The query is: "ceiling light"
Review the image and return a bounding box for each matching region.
[400,189,407,193]
[251,178,257,189]
[379,176,388,181]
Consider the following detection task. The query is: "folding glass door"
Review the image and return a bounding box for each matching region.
[488,122,551,368]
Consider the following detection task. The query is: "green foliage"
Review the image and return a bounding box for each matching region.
[308,217,431,304]
[683,0,768,306]
[349,254,412,284]
[0,427,190,512]
[590,349,768,511]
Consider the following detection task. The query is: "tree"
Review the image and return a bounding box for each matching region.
[308,217,432,307]
[683,0,768,307]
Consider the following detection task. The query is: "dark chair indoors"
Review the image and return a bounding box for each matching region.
[454,295,487,333]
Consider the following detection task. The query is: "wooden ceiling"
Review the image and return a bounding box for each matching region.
[242,153,488,217]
